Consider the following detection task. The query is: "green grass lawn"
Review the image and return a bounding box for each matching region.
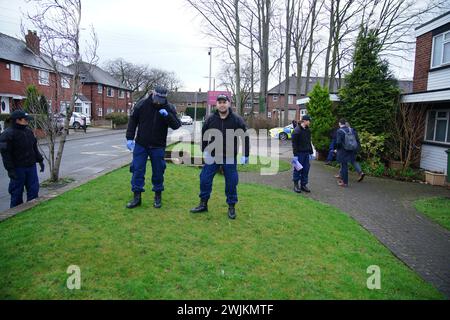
[167,142,291,173]
[414,197,450,231]
[0,164,443,299]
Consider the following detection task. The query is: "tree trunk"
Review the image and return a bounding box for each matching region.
[234,0,242,115]
[323,0,335,89]
[304,0,317,95]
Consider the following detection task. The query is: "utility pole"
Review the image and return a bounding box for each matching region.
[207,47,212,116]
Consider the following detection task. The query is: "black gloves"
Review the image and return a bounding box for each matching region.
[39,162,45,172]
[7,169,17,180]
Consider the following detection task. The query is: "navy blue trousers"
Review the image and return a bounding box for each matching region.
[130,143,166,193]
[326,140,336,162]
[199,163,239,205]
[9,165,39,208]
[292,152,310,187]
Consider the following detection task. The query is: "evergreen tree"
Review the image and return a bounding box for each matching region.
[307,83,335,152]
[339,27,400,135]
[23,85,41,113]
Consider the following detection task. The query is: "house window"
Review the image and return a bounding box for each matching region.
[10,64,21,81]
[98,107,103,117]
[107,87,114,97]
[74,103,83,113]
[288,95,294,104]
[127,92,130,98]
[39,70,50,86]
[425,110,450,143]
[119,90,125,99]
[431,31,450,68]
[61,76,70,89]
[273,95,278,102]
[106,108,114,114]
[98,84,103,94]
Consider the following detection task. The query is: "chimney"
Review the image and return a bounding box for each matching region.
[199,88,202,92]
[25,30,40,55]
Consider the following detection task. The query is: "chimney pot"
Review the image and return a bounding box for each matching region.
[25,30,41,55]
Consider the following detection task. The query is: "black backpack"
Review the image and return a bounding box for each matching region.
[340,128,358,151]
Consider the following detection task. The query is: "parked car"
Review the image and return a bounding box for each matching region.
[180,115,193,125]
[57,112,91,129]
[269,124,294,140]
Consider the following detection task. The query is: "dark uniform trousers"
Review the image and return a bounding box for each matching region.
[130,143,166,193]
[9,165,39,208]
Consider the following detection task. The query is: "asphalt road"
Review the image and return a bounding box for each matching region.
[0,125,194,212]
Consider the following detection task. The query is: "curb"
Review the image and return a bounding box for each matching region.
[38,129,126,146]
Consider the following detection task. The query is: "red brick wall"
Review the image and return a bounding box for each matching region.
[81,84,132,120]
[267,94,300,120]
[413,32,433,92]
[0,60,73,112]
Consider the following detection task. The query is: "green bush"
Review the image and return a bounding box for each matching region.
[307,83,336,152]
[185,107,206,120]
[105,112,128,126]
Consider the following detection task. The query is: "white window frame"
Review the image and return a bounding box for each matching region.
[61,76,70,89]
[119,90,125,99]
[288,95,294,104]
[10,64,21,81]
[39,70,50,86]
[424,109,450,144]
[127,92,130,98]
[98,84,103,94]
[107,87,114,97]
[273,95,278,102]
[97,107,103,117]
[431,31,450,68]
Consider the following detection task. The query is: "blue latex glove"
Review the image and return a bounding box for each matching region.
[292,157,303,171]
[126,140,135,151]
[159,109,168,117]
[241,156,249,165]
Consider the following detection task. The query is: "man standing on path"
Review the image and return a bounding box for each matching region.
[0,110,45,208]
[125,86,181,209]
[190,94,250,220]
[292,115,314,194]
[335,119,365,187]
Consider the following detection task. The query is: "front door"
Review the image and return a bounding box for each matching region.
[1,96,10,114]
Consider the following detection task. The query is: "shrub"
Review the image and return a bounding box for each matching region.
[307,83,336,152]
[185,107,206,120]
[245,114,278,133]
[105,112,128,126]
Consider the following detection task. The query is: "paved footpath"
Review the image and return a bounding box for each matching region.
[240,160,450,298]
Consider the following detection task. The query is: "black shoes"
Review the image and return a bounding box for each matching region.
[293,181,302,193]
[126,192,142,209]
[357,172,366,182]
[301,185,311,193]
[154,192,162,209]
[228,205,236,220]
[190,200,208,213]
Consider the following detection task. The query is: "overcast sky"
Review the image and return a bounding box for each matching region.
[0,0,415,93]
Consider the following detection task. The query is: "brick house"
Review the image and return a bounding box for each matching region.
[167,91,208,114]
[268,76,413,124]
[73,62,133,120]
[0,31,73,115]
[402,11,450,177]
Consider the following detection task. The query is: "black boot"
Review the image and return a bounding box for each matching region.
[228,204,236,220]
[293,181,302,193]
[190,200,208,213]
[301,185,311,193]
[154,192,162,209]
[126,192,141,209]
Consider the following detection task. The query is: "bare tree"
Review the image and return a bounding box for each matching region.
[282,0,295,126]
[25,0,98,182]
[186,0,243,114]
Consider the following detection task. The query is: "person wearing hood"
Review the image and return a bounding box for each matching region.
[125,86,181,209]
[190,94,250,220]
[0,110,45,208]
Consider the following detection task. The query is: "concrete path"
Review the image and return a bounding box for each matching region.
[240,153,450,298]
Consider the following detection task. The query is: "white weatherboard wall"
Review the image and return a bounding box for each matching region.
[428,68,450,91]
[420,144,449,175]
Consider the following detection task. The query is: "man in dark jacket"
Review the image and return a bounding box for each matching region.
[190,94,250,220]
[325,126,338,165]
[335,119,365,187]
[0,110,45,208]
[291,115,313,193]
[125,86,181,209]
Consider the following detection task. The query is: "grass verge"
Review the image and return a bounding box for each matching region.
[414,197,450,231]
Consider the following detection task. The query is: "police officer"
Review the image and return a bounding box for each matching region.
[292,114,313,193]
[190,94,250,220]
[0,110,45,208]
[125,86,181,209]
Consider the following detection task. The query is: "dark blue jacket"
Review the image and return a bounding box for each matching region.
[126,94,181,148]
[335,126,360,163]
[292,125,313,155]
